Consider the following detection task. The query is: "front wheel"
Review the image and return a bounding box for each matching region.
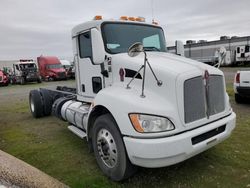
[235,93,244,104]
[92,114,137,181]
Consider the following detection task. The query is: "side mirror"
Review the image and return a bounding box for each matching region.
[91,28,105,64]
[175,40,184,56]
[128,42,144,57]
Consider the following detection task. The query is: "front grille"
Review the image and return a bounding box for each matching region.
[184,75,225,124]
[58,72,66,78]
[191,125,226,145]
[207,75,225,116]
[0,76,2,82]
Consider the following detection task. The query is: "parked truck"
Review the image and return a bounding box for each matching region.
[29,16,236,181]
[60,59,75,79]
[234,70,250,103]
[37,56,67,81]
[0,69,9,86]
[9,60,41,85]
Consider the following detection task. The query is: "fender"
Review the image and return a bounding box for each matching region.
[88,85,181,138]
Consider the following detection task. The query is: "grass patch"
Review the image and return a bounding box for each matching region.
[0,85,250,188]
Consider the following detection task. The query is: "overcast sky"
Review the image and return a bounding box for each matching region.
[0,0,249,60]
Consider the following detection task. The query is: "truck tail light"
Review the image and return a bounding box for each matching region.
[235,72,240,83]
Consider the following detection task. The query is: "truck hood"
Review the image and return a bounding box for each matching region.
[109,52,229,137]
[112,52,222,77]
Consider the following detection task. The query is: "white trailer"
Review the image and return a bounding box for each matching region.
[168,36,250,66]
[29,16,236,181]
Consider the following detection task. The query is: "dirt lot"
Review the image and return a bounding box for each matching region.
[0,69,250,188]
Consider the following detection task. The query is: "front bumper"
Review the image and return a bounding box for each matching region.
[124,112,236,168]
[25,74,39,82]
[236,86,250,97]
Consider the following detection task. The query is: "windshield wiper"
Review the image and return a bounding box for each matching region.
[143,46,160,52]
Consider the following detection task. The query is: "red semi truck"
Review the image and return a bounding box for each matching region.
[37,56,67,81]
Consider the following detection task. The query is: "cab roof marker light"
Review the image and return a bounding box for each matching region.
[128,17,136,21]
[120,16,128,20]
[94,15,102,20]
[135,17,145,22]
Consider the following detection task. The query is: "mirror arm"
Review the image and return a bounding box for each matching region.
[126,65,144,89]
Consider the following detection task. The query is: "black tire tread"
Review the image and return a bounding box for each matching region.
[92,114,137,181]
[29,90,44,118]
[235,93,244,104]
[40,89,53,116]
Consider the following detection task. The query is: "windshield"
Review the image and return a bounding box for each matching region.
[19,63,37,70]
[46,64,62,69]
[102,23,166,54]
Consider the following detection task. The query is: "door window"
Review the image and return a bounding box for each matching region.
[78,31,92,59]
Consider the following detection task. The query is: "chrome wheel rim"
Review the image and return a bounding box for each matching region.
[97,128,118,168]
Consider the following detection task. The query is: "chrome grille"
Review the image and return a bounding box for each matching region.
[184,76,206,123]
[208,75,225,116]
[184,75,225,124]
[58,72,66,78]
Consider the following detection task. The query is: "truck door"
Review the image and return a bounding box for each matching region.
[77,31,103,102]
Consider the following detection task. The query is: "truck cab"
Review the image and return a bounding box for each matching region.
[29,16,236,181]
[37,56,67,81]
[10,60,41,85]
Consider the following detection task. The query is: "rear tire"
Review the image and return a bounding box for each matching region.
[52,97,70,120]
[29,90,44,118]
[40,89,53,116]
[235,93,244,103]
[92,114,137,181]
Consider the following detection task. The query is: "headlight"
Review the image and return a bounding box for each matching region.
[129,114,175,133]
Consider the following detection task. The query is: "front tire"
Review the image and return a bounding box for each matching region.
[37,76,42,83]
[92,114,137,181]
[235,93,244,103]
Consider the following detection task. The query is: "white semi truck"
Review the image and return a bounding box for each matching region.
[29,16,236,181]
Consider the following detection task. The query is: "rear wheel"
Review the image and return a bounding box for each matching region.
[52,97,70,120]
[40,89,53,116]
[235,93,244,103]
[92,114,137,181]
[29,90,44,118]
